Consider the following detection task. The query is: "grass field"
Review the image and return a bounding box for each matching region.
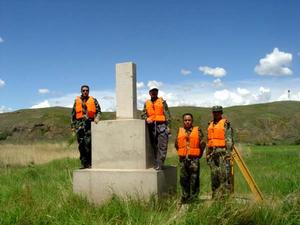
[0,143,77,167]
[0,144,299,224]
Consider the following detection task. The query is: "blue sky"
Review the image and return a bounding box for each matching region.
[1,0,300,112]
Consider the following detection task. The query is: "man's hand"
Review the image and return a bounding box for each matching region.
[94,118,100,124]
[71,128,76,136]
[206,153,211,162]
[167,126,171,134]
[225,153,232,161]
[146,118,153,124]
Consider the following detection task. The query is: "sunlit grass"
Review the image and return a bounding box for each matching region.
[0,144,299,224]
[0,143,78,167]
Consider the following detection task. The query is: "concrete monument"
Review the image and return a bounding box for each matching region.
[73,62,177,204]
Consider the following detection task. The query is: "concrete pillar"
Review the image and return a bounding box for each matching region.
[116,62,137,119]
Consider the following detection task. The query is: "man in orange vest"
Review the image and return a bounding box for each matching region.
[71,85,101,169]
[207,105,234,199]
[141,86,171,170]
[175,113,206,204]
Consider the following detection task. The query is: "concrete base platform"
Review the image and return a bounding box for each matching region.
[73,166,177,205]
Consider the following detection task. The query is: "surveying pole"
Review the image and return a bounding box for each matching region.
[232,146,263,202]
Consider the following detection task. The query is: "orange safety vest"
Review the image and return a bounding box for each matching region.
[145,97,166,122]
[177,127,201,157]
[75,96,96,119]
[207,118,226,147]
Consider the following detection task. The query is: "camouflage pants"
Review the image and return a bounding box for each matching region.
[76,121,92,167]
[148,123,169,169]
[179,158,200,203]
[207,149,233,199]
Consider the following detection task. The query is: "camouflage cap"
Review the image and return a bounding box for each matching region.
[212,105,223,112]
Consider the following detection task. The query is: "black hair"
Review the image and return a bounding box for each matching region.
[182,113,193,120]
[81,85,89,91]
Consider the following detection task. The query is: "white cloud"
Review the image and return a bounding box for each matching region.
[29,78,300,112]
[214,89,244,105]
[38,88,50,94]
[147,80,163,90]
[0,37,4,43]
[237,88,250,96]
[0,105,12,113]
[0,79,5,87]
[214,89,230,101]
[198,66,227,78]
[253,87,271,102]
[254,48,293,76]
[212,79,223,88]
[30,90,116,111]
[212,86,271,106]
[136,82,144,89]
[180,69,192,76]
[31,100,51,109]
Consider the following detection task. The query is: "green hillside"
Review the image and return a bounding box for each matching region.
[0,101,300,145]
[170,101,300,145]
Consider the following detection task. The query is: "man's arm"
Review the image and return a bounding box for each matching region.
[71,100,77,129]
[199,128,206,158]
[93,98,102,122]
[163,100,171,127]
[225,120,234,154]
[174,128,179,150]
[141,102,148,120]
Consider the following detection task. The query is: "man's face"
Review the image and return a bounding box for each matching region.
[81,87,89,98]
[213,111,222,121]
[149,90,158,98]
[183,115,193,129]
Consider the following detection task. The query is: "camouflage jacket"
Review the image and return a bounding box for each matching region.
[141,98,171,127]
[174,126,206,158]
[71,96,101,130]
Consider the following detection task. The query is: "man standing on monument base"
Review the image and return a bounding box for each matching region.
[206,105,234,199]
[141,86,171,170]
[71,85,101,169]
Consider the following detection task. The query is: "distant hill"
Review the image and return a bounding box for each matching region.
[0,101,300,145]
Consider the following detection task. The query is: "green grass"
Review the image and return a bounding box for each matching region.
[0,145,299,224]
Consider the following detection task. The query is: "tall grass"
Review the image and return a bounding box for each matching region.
[0,145,299,224]
[0,143,77,167]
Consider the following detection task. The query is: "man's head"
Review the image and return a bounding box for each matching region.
[81,85,90,98]
[149,87,159,100]
[183,113,193,129]
[212,105,223,121]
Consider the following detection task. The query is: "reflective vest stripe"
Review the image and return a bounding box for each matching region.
[145,98,166,122]
[207,118,226,147]
[75,96,96,119]
[177,127,201,157]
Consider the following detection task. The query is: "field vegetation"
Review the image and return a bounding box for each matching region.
[0,144,299,225]
[0,102,299,224]
[0,143,77,167]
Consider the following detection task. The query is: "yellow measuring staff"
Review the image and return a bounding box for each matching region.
[232,146,263,202]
